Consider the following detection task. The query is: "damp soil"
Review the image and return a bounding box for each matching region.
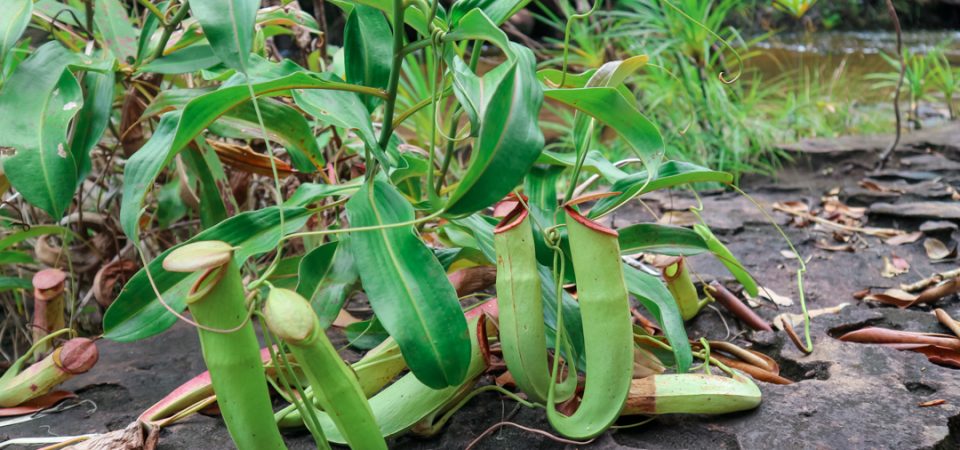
[4,125,960,449]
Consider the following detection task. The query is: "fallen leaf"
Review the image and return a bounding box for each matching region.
[751,286,793,307]
[772,201,809,214]
[859,179,886,192]
[711,355,793,385]
[838,327,960,350]
[853,289,870,300]
[208,139,296,177]
[822,197,866,220]
[66,420,159,450]
[93,259,139,308]
[863,289,919,308]
[332,309,361,328]
[918,399,947,407]
[908,345,960,368]
[773,303,849,330]
[657,210,698,227]
[884,231,923,246]
[633,347,665,378]
[447,266,497,297]
[0,391,76,417]
[780,249,797,259]
[881,254,910,278]
[923,238,956,260]
[815,240,854,252]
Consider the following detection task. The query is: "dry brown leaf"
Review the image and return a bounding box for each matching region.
[918,399,947,407]
[0,391,76,417]
[657,210,698,227]
[866,279,960,308]
[63,421,158,450]
[884,231,923,246]
[751,286,793,307]
[863,289,918,308]
[332,309,361,328]
[859,179,885,192]
[853,289,871,300]
[773,303,849,330]
[772,200,809,214]
[447,266,497,297]
[908,345,960,368]
[881,254,910,278]
[93,260,139,309]
[633,347,665,378]
[815,240,854,252]
[838,327,960,350]
[207,139,296,177]
[822,196,866,220]
[923,238,956,260]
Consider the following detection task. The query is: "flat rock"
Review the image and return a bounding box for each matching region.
[900,154,960,172]
[870,202,960,220]
[921,220,960,233]
[778,123,960,158]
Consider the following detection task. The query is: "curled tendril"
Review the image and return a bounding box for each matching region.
[660,0,743,84]
[49,9,93,41]
[558,0,603,87]
[431,28,447,47]
[543,225,565,251]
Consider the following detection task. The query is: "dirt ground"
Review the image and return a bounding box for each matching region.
[3,124,960,449]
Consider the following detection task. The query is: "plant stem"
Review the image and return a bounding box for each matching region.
[83,0,94,42]
[399,38,431,58]
[877,0,904,169]
[151,0,191,61]
[138,0,167,24]
[376,0,408,158]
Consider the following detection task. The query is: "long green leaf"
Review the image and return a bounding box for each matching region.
[569,56,648,189]
[293,87,378,163]
[344,5,391,111]
[70,57,114,181]
[190,0,258,73]
[120,71,378,241]
[622,264,692,372]
[103,207,311,342]
[536,150,627,183]
[445,46,544,215]
[0,0,31,64]
[449,0,531,26]
[136,1,166,61]
[146,87,324,171]
[589,161,733,218]
[617,223,709,256]
[212,98,326,171]
[0,250,33,265]
[284,180,362,206]
[0,225,74,251]
[138,45,221,74]
[0,44,83,219]
[346,179,471,389]
[545,87,663,193]
[180,141,232,228]
[93,0,138,63]
[297,239,360,329]
[0,276,31,292]
[694,223,759,297]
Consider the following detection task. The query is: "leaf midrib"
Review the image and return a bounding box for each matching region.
[367,185,446,378]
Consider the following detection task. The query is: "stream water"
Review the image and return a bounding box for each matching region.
[748,30,960,101]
